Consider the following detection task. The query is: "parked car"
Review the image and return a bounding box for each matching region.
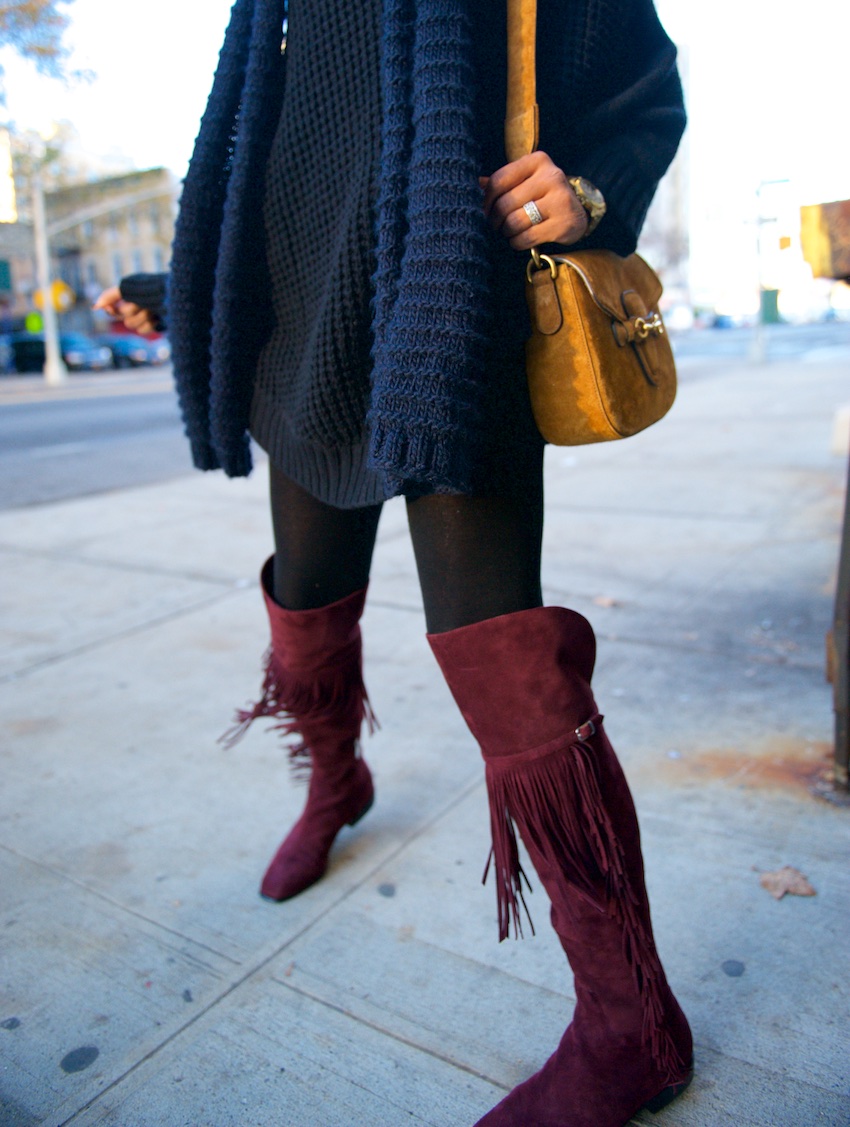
[0,335,14,374]
[7,332,113,373]
[60,333,115,371]
[98,334,171,369]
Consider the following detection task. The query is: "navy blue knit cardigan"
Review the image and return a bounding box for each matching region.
[169,0,685,490]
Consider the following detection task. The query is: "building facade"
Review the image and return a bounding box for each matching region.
[47,167,177,306]
[0,220,37,327]
[0,165,177,327]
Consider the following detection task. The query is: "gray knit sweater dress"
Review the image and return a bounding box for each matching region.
[249,0,540,509]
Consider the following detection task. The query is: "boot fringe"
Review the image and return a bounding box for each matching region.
[219,641,377,770]
[484,716,686,1081]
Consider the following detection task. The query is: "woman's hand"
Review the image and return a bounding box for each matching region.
[480,151,588,250]
[93,286,159,335]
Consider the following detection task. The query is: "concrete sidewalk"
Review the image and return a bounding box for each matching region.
[1,347,849,1126]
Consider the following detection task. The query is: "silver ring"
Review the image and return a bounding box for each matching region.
[523,200,543,226]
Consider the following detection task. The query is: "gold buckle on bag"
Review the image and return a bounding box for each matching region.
[633,313,665,340]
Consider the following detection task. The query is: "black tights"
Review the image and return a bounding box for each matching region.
[269,461,544,634]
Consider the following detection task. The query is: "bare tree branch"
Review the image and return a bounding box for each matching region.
[0,1,75,78]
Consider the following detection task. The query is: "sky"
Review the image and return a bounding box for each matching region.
[1,0,848,308]
[0,0,236,175]
[657,0,847,202]
[654,0,849,308]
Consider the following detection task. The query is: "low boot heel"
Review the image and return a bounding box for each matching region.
[641,1064,694,1113]
[348,793,374,827]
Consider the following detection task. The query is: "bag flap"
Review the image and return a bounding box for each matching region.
[553,250,663,322]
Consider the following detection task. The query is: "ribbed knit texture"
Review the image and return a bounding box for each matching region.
[367,0,493,495]
[170,0,287,476]
[168,0,685,490]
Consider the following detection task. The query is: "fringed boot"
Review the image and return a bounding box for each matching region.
[428,607,693,1127]
[224,557,375,901]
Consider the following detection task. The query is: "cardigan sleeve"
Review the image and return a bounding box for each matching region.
[119,273,169,326]
[537,0,686,256]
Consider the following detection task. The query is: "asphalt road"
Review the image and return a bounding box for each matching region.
[1,321,848,510]
[672,319,850,362]
[0,370,193,510]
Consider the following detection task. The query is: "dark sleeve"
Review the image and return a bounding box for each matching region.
[537,0,686,255]
[118,273,169,325]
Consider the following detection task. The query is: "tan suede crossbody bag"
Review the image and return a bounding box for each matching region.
[507,0,677,444]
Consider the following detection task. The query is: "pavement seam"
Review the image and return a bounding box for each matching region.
[0,543,425,610]
[0,587,247,685]
[54,773,485,1124]
[0,585,427,685]
[278,974,512,1095]
[278,975,850,1119]
[0,841,244,967]
[0,540,256,586]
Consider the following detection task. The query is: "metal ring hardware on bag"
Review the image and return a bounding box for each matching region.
[527,247,557,283]
[508,0,676,446]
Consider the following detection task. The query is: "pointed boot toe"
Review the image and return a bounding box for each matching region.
[260,839,329,901]
[260,758,374,901]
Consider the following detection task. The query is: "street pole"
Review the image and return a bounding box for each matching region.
[32,173,67,386]
[749,178,790,366]
[749,182,768,364]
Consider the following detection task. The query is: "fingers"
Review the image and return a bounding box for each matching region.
[92,285,122,314]
[482,151,589,250]
[123,306,158,334]
[504,194,588,251]
[93,286,159,334]
[481,152,541,218]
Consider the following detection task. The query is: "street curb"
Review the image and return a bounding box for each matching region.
[0,367,175,405]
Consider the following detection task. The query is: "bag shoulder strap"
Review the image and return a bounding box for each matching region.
[505,0,539,161]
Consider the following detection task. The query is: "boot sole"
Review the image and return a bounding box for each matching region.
[641,1063,694,1113]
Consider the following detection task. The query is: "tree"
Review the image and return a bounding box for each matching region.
[6,120,133,223]
[0,1,74,79]
[9,122,79,222]
[0,1,86,219]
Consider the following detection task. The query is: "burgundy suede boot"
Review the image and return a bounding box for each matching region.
[428,607,693,1127]
[224,557,375,901]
